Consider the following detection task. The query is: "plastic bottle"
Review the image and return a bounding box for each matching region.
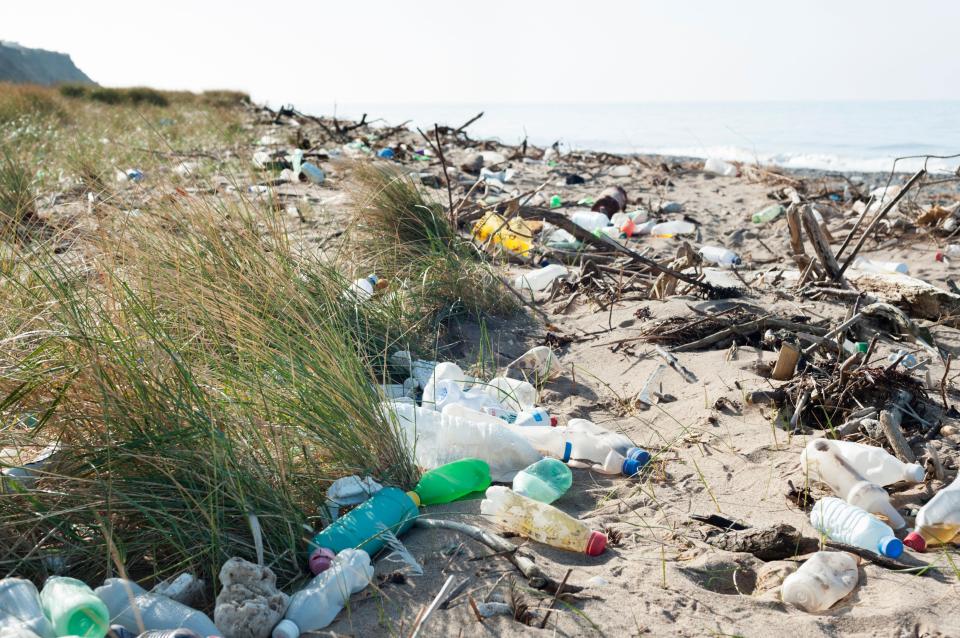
[138,630,202,638]
[300,162,325,184]
[307,487,419,556]
[441,402,510,426]
[430,379,501,413]
[851,257,909,275]
[752,204,784,224]
[39,577,109,638]
[420,362,465,408]
[829,440,925,486]
[413,459,492,506]
[512,458,572,503]
[0,579,55,638]
[800,439,905,528]
[347,275,378,301]
[273,549,373,638]
[703,158,736,177]
[810,497,903,558]
[609,213,636,237]
[507,345,560,380]
[936,244,960,263]
[571,210,610,233]
[481,486,606,555]
[93,580,219,637]
[592,186,628,216]
[904,473,960,552]
[780,551,859,612]
[481,377,537,412]
[507,420,641,475]
[513,264,568,293]
[650,220,696,238]
[514,407,556,427]
[698,246,741,268]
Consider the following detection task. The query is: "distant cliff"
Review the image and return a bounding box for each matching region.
[0,41,95,85]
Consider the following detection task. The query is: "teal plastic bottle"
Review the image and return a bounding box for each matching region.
[512,458,572,503]
[413,459,491,506]
[308,487,419,556]
[39,577,109,638]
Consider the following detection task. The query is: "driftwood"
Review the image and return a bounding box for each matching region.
[702,523,817,560]
[672,317,828,353]
[801,204,844,282]
[880,395,917,463]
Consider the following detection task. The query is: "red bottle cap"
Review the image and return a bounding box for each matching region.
[585,531,607,556]
[936,252,945,262]
[903,531,926,552]
[550,416,558,427]
[309,547,336,574]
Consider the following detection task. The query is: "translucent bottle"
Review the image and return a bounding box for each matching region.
[650,220,696,238]
[480,486,606,555]
[346,275,378,301]
[39,577,109,638]
[610,213,636,237]
[308,487,418,556]
[273,549,374,638]
[413,458,492,505]
[507,346,560,380]
[514,407,556,427]
[781,551,859,612]
[800,439,905,528]
[830,440,925,485]
[94,579,219,637]
[513,264,569,293]
[751,204,784,224]
[481,377,537,412]
[698,246,741,268]
[571,210,610,232]
[441,403,509,426]
[703,157,736,176]
[420,361,465,409]
[851,257,909,275]
[512,458,572,503]
[430,379,500,413]
[0,579,55,638]
[811,497,903,558]
[508,420,641,476]
[904,473,960,552]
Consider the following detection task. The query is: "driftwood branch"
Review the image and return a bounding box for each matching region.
[801,204,844,281]
[880,398,916,463]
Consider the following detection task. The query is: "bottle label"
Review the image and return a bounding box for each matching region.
[562,441,572,462]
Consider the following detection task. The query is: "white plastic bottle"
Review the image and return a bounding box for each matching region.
[431,379,500,413]
[0,579,56,638]
[420,361,465,409]
[346,275,378,301]
[514,407,556,427]
[851,257,908,275]
[810,497,903,558]
[481,376,537,412]
[273,549,373,638]
[698,246,741,268]
[94,579,220,637]
[781,551,859,612]
[904,473,960,552]
[441,403,511,427]
[800,439,905,528]
[703,157,736,177]
[650,220,696,238]
[513,264,569,292]
[830,440,925,486]
[508,419,634,468]
[571,210,610,232]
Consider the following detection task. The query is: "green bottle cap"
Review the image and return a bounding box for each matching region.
[549,195,562,209]
[856,341,869,353]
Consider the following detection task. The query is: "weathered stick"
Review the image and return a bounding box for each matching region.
[801,204,844,281]
[410,575,457,638]
[455,111,484,134]
[880,402,916,463]
[672,318,829,353]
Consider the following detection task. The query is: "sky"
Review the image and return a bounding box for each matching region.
[4,0,960,107]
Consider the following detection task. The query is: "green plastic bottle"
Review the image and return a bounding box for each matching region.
[752,204,784,224]
[39,577,109,638]
[413,459,492,506]
[308,487,419,557]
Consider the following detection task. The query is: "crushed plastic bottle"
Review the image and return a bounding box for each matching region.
[904,473,960,552]
[308,487,418,556]
[514,407,556,427]
[513,458,573,503]
[650,220,696,238]
[698,246,741,267]
[431,379,501,413]
[781,551,859,612]
[273,549,373,638]
[482,376,537,412]
[571,210,610,233]
[94,579,219,637]
[852,257,909,275]
[507,345,561,380]
[412,458,492,506]
[40,577,109,638]
[703,158,737,177]
[828,440,925,486]
[811,497,903,558]
[513,264,569,293]
[0,579,56,638]
[752,204,784,224]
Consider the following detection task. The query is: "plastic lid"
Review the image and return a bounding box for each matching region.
[308,547,336,575]
[903,531,926,552]
[272,619,299,638]
[549,416,558,427]
[561,441,572,463]
[879,535,904,559]
[622,458,643,476]
[627,447,651,465]
[904,464,926,483]
[585,531,607,556]
[406,490,421,507]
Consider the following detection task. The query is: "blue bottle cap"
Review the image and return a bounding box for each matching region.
[879,535,903,559]
[622,458,644,476]
[626,447,651,465]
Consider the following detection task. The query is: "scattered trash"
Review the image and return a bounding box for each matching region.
[96,579,219,637]
[412,458,492,505]
[703,157,737,176]
[116,168,144,183]
[40,577,109,638]
[507,345,561,380]
[650,220,696,237]
[0,579,55,638]
[326,475,384,519]
[513,264,568,293]
[549,195,562,209]
[377,148,395,159]
[698,245,741,268]
[781,551,858,612]
[853,256,909,275]
[591,186,627,216]
[752,204,783,224]
[308,486,419,555]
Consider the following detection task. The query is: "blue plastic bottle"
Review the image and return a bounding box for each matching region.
[308,487,418,556]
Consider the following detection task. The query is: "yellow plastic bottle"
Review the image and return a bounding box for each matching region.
[904,474,960,552]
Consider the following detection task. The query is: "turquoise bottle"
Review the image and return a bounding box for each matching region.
[39,577,109,638]
[308,487,419,556]
[512,458,572,503]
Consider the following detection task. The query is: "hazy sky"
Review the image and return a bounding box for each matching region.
[6,0,959,106]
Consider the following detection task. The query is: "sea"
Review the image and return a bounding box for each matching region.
[305,101,960,175]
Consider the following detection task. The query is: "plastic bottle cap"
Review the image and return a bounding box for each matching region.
[272,619,300,638]
[879,535,904,559]
[308,547,336,575]
[855,341,869,353]
[621,458,644,476]
[549,416,558,427]
[585,531,607,556]
[407,490,421,507]
[936,252,945,262]
[903,531,926,552]
[626,447,651,465]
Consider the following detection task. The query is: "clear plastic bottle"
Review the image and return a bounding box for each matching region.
[346,275,378,301]
[507,346,560,380]
[514,407,556,427]
[752,204,784,224]
[698,246,741,268]
[481,377,537,412]
[40,577,110,638]
[507,420,640,475]
[94,579,219,637]
[430,379,500,413]
[781,551,859,612]
[851,257,909,275]
[810,497,903,558]
[800,439,905,528]
[480,486,606,555]
[420,361,465,408]
[703,158,736,176]
[650,220,696,238]
[0,579,56,638]
[273,549,373,638]
[571,210,610,232]
[441,403,510,426]
[904,473,960,552]
[829,440,925,485]
[513,264,569,293]
[512,458,572,503]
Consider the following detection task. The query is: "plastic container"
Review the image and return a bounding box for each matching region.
[851,257,909,275]
[300,162,325,184]
[274,549,373,638]
[40,577,109,638]
[549,195,562,209]
[514,407,556,427]
[377,148,395,159]
[592,186,628,216]
[781,551,859,612]
[698,246,741,268]
[752,204,784,224]
[0,579,55,638]
[420,361,465,408]
[482,377,537,412]
[810,497,903,558]
[307,487,418,556]
[94,580,219,637]
[508,346,560,380]
[413,459,492,505]
[508,420,640,475]
[800,439,905,528]
[904,473,960,552]
[347,275,378,301]
[571,210,610,233]
[430,379,500,413]
[481,486,606,555]
[650,220,696,238]
[513,264,569,293]
[512,458,572,503]
[703,158,736,176]
[441,403,510,426]
[830,440,925,486]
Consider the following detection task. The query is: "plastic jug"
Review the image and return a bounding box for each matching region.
[0,579,55,638]
[481,377,537,412]
[388,402,542,481]
[273,549,373,638]
[508,346,560,380]
[420,361,465,408]
[514,407,556,427]
[810,497,903,558]
[698,246,741,267]
[851,257,909,275]
[703,158,736,176]
[904,473,960,552]
[307,487,418,556]
[829,440,925,486]
[571,210,610,233]
[650,220,696,238]
[800,439,905,528]
[512,458,572,503]
[39,577,109,638]
[413,459,492,506]
[481,486,606,555]
[513,264,569,293]
[752,204,784,224]
[781,551,859,612]
[93,580,219,637]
